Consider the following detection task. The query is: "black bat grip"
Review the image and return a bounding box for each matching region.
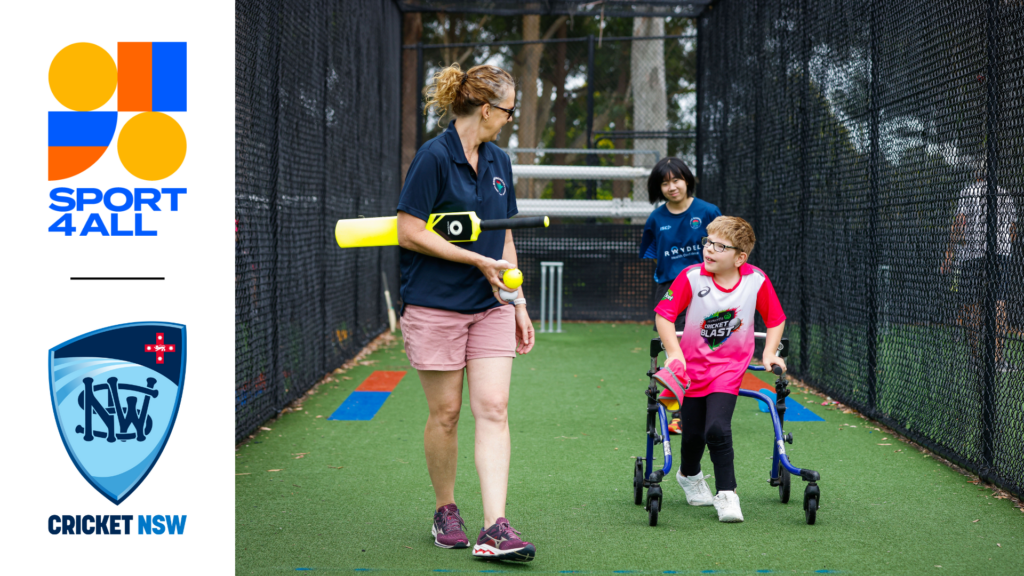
[479,216,549,231]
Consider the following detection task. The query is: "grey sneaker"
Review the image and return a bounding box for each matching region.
[472,517,535,561]
[676,469,714,506]
[713,490,744,523]
[432,504,469,548]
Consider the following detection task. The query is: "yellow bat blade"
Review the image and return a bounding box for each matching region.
[334,216,398,248]
[334,212,549,248]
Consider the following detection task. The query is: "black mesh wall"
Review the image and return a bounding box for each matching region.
[235,0,402,442]
[515,224,658,322]
[396,1,707,18]
[699,0,1024,497]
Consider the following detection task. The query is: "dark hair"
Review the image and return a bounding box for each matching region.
[647,157,696,204]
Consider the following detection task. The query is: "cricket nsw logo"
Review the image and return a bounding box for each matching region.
[48,42,187,181]
[49,322,186,504]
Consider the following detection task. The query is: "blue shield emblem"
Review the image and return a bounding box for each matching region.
[49,322,186,505]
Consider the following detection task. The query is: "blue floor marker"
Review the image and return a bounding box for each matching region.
[756,389,825,422]
[328,371,406,421]
[328,391,390,421]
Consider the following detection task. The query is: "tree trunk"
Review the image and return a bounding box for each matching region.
[552,22,568,199]
[517,15,542,198]
[497,56,520,151]
[631,17,668,203]
[401,12,423,185]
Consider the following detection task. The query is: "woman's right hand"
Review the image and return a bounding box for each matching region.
[477,257,512,293]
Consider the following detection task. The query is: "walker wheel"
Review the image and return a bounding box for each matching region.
[805,497,817,525]
[779,463,791,503]
[803,483,821,525]
[648,496,660,526]
[633,459,644,505]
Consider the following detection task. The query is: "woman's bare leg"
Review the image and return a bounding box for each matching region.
[466,357,513,527]
[419,369,466,509]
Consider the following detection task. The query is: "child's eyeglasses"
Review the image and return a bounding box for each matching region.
[701,237,740,253]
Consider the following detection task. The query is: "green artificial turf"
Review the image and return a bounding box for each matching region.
[236,323,1022,575]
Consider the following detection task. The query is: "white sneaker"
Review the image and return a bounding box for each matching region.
[676,470,714,506]
[713,490,744,522]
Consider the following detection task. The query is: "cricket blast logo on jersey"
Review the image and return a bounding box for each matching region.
[49,322,186,505]
[700,309,742,351]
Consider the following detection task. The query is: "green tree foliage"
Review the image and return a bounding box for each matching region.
[414,13,696,201]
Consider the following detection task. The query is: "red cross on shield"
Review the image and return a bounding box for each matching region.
[145,332,177,364]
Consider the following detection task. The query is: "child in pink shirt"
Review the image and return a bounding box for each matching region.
[652,216,786,522]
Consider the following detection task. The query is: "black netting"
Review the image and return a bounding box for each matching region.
[396,1,707,18]
[235,0,401,442]
[515,224,657,322]
[699,0,1024,497]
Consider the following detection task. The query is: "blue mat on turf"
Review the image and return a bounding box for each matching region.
[756,389,825,422]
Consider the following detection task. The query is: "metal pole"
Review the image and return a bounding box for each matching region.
[753,0,763,238]
[540,261,548,333]
[556,263,563,333]
[401,34,695,52]
[415,43,424,147]
[797,0,811,376]
[586,34,597,201]
[548,265,556,332]
[980,0,1001,480]
[695,19,703,188]
[866,0,881,413]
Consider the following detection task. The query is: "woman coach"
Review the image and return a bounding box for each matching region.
[396,63,536,562]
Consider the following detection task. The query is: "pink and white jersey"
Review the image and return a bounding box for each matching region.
[653,263,786,397]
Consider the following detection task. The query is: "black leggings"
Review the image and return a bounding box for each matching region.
[678,392,738,491]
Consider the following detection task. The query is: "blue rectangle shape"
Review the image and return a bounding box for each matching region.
[328,391,390,421]
[757,389,825,422]
[152,42,187,112]
[48,112,118,146]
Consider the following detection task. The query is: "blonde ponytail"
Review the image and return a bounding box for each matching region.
[423,63,515,127]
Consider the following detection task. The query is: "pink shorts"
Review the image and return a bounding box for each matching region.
[401,304,516,370]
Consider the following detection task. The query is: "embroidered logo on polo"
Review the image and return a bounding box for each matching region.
[49,322,186,504]
[700,308,742,351]
[493,176,507,196]
[690,216,702,230]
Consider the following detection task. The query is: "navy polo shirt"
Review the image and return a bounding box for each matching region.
[397,120,518,314]
[638,198,722,284]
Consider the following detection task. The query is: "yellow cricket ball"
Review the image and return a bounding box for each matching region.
[502,268,523,290]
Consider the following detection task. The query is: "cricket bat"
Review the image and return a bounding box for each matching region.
[335,212,550,248]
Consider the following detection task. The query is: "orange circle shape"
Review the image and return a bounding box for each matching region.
[117,112,187,181]
[49,43,117,111]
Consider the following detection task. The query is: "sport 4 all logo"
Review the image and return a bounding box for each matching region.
[700,308,742,351]
[48,42,187,181]
[49,322,186,504]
